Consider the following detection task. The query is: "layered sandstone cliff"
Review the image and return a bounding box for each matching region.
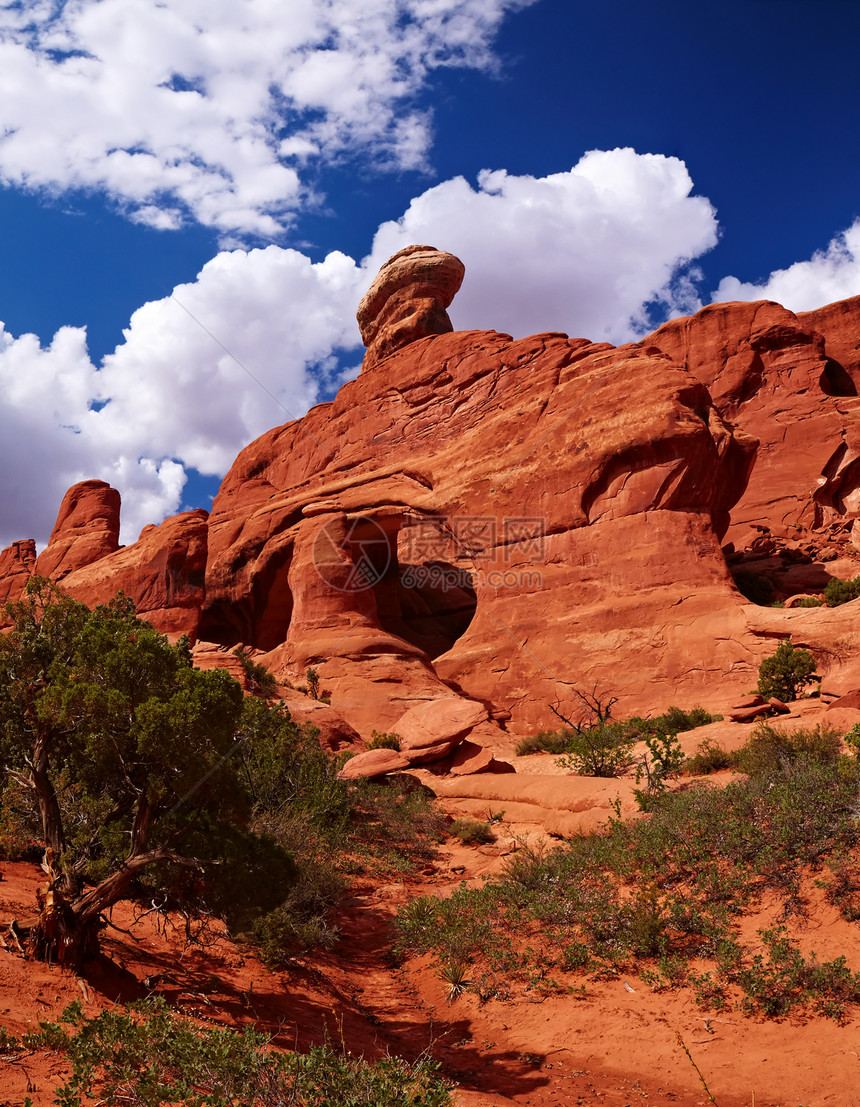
[4,250,860,752]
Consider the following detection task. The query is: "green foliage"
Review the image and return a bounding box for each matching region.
[631,705,722,737]
[395,756,860,1020]
[845,723,860,756]
[17,997,450,1107]
[734,720,842,777]
[634,732,685,809]
[733,570,774,606]
[515,729,575,756]
[756,638,819,702]
[0,581,290,949]
[0,580,450,968]
[450,818,495,846]
[824,575,860,607]
[684,737,738,775]
[732,926,860,1018]
[306,667,321,700]
[518,706,720,761]
[249,758,446,960]
[439,960,473,1001]
[555,722,636,777]
[792,597,824,608]
[231,646,277,698]
[367,730,402,751]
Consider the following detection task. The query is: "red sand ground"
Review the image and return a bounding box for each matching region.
[1,813,859,1107]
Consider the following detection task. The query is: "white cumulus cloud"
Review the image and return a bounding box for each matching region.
[365,148,719,343]
[0,248,364,547]
[715,220,860,311]
[0,0,535,237]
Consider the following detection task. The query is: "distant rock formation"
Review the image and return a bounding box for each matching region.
[4,252,860,763]
[357,245,465,372]
[0,539,35,608]
[60,509,209,638]
[34,479,120,581]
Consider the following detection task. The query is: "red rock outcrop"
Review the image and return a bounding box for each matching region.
[201,309,758,734]
[357,245,464,372]
[61,509,208,638]
[645,296,860,590]
[0,539,36,608]
[7,253,860,759]
[34,480,121,580]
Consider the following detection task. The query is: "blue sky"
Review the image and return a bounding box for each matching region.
[0,0,858,548]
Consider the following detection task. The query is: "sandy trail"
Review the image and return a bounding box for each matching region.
[0,813,858,1106]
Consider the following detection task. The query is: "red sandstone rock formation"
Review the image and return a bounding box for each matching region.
[201,308,758,734]
[6,253,860,760]
[34,480,121,580]
[0,539,36,608]
[61,509,208,638]
[645,296,860,587]
[357,245,464,372]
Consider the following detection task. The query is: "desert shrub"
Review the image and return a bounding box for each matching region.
[367,730,401,751]
[0,579,299,968]
[634,732,686,808]
[845,723,860,757]
[556,721,636,777]
[825,575,860,607]
[515,729,576,755]
[348,776,448,868]
[16,997,451,1107]
[627,705,722,739]
[792,596,824,608]
[733,570,774,606]
[756,638,818,701]
[395,757,860,1020]
[685,738,738,775]
[732,926,860,1018]
[306,667,321,699]
[450,818,495,846]
[734,721,842,777]
[521,705,719,775]
[247,733,445,953]
[232,645,278,697]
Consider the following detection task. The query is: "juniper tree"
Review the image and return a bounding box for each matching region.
[0,578,295,968]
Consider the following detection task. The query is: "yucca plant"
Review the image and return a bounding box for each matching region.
[439,960,473,1001]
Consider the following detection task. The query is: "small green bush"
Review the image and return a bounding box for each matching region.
[515,729,576,755]
[306,667,321,699]
[845,723,860,756]
[556,721,636,777]
[367,730,401,751]
[518,707,720,760]
[756,638,818,702]
[825,575,860,607]
[232,645,278,697]
[685,738,738,775]
[735,721,842,777]
[450,818,495,846]
[18,997,451,1107]
[792,597,824,608]
[634,732,686,808]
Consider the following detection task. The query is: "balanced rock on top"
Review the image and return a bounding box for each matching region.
[356,245,465,372]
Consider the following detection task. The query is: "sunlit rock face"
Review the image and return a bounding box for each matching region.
[8,252,860,753]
